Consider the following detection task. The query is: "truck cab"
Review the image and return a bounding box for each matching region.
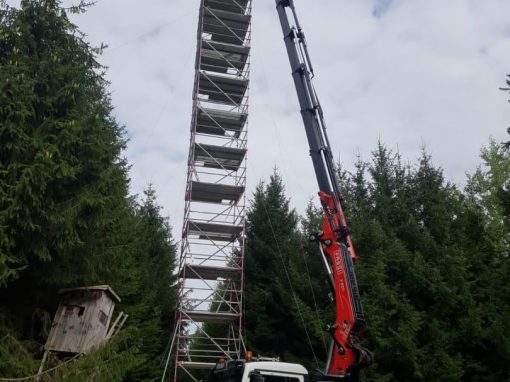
[207,359,309,382]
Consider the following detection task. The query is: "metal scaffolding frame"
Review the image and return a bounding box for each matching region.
[172,0,251,380]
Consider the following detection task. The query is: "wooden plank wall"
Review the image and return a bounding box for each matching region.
[46,291,116,354]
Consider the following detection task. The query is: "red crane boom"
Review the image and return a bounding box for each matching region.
[275,1,373,380]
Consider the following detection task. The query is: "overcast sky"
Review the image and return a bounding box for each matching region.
[7,0,510,232]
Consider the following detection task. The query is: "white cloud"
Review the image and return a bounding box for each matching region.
[6,0,510,229]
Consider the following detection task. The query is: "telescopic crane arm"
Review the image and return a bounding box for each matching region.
[275,1,372,380]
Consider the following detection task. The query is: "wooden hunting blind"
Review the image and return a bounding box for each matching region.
[45,285,121,354]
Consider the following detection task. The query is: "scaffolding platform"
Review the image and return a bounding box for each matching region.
[196,107,247,136]
[200,40,249,74]
[182,310,239,323]
[188,181,244,203]
[194,143,246,171]
[179,264,240,280]
[203,7,251,45]
[186,221,243,242]
[205,0,249,14]
[199,72,248,105]
[178,362,216,370]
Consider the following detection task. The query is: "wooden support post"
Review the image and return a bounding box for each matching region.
[36,349,49,380]
[105,311,128,340]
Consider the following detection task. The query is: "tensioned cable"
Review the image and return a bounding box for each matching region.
[0,353,80,381]
[259,198,319,368]
[0,332,129,381]
[160,325,180,382]
[251,39,329,359]
[297,235,328,355]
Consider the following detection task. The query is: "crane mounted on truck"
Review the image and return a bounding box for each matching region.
[275,0,373,379]
[206,1,372,381]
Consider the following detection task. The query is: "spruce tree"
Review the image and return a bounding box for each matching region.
[347,145,473,381]
[463,140,510,380]
[244,171,321,369]
[0,1,164,378]
[120,185,177,381]
[0,0,130,287]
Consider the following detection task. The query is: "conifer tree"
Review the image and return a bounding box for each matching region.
[120,185,177,381]
[463,140,510,380]
[244,171,321,369]
[467,140,510,256]
[0,0,130,287]
[343,145,473,380]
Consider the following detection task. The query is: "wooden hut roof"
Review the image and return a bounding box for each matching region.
[58,285,121,303]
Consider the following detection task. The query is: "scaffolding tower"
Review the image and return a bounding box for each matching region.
[172,0,251,380]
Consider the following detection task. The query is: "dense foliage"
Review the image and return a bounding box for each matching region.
[0,1,176,380]
[244,172,324,370]
[243,143,510,381]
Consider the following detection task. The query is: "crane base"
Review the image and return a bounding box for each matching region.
[312,370,357,382]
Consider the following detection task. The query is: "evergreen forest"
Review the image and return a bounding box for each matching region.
[1,1,509,381]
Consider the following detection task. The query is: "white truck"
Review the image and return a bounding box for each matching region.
[206,360,309,382]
